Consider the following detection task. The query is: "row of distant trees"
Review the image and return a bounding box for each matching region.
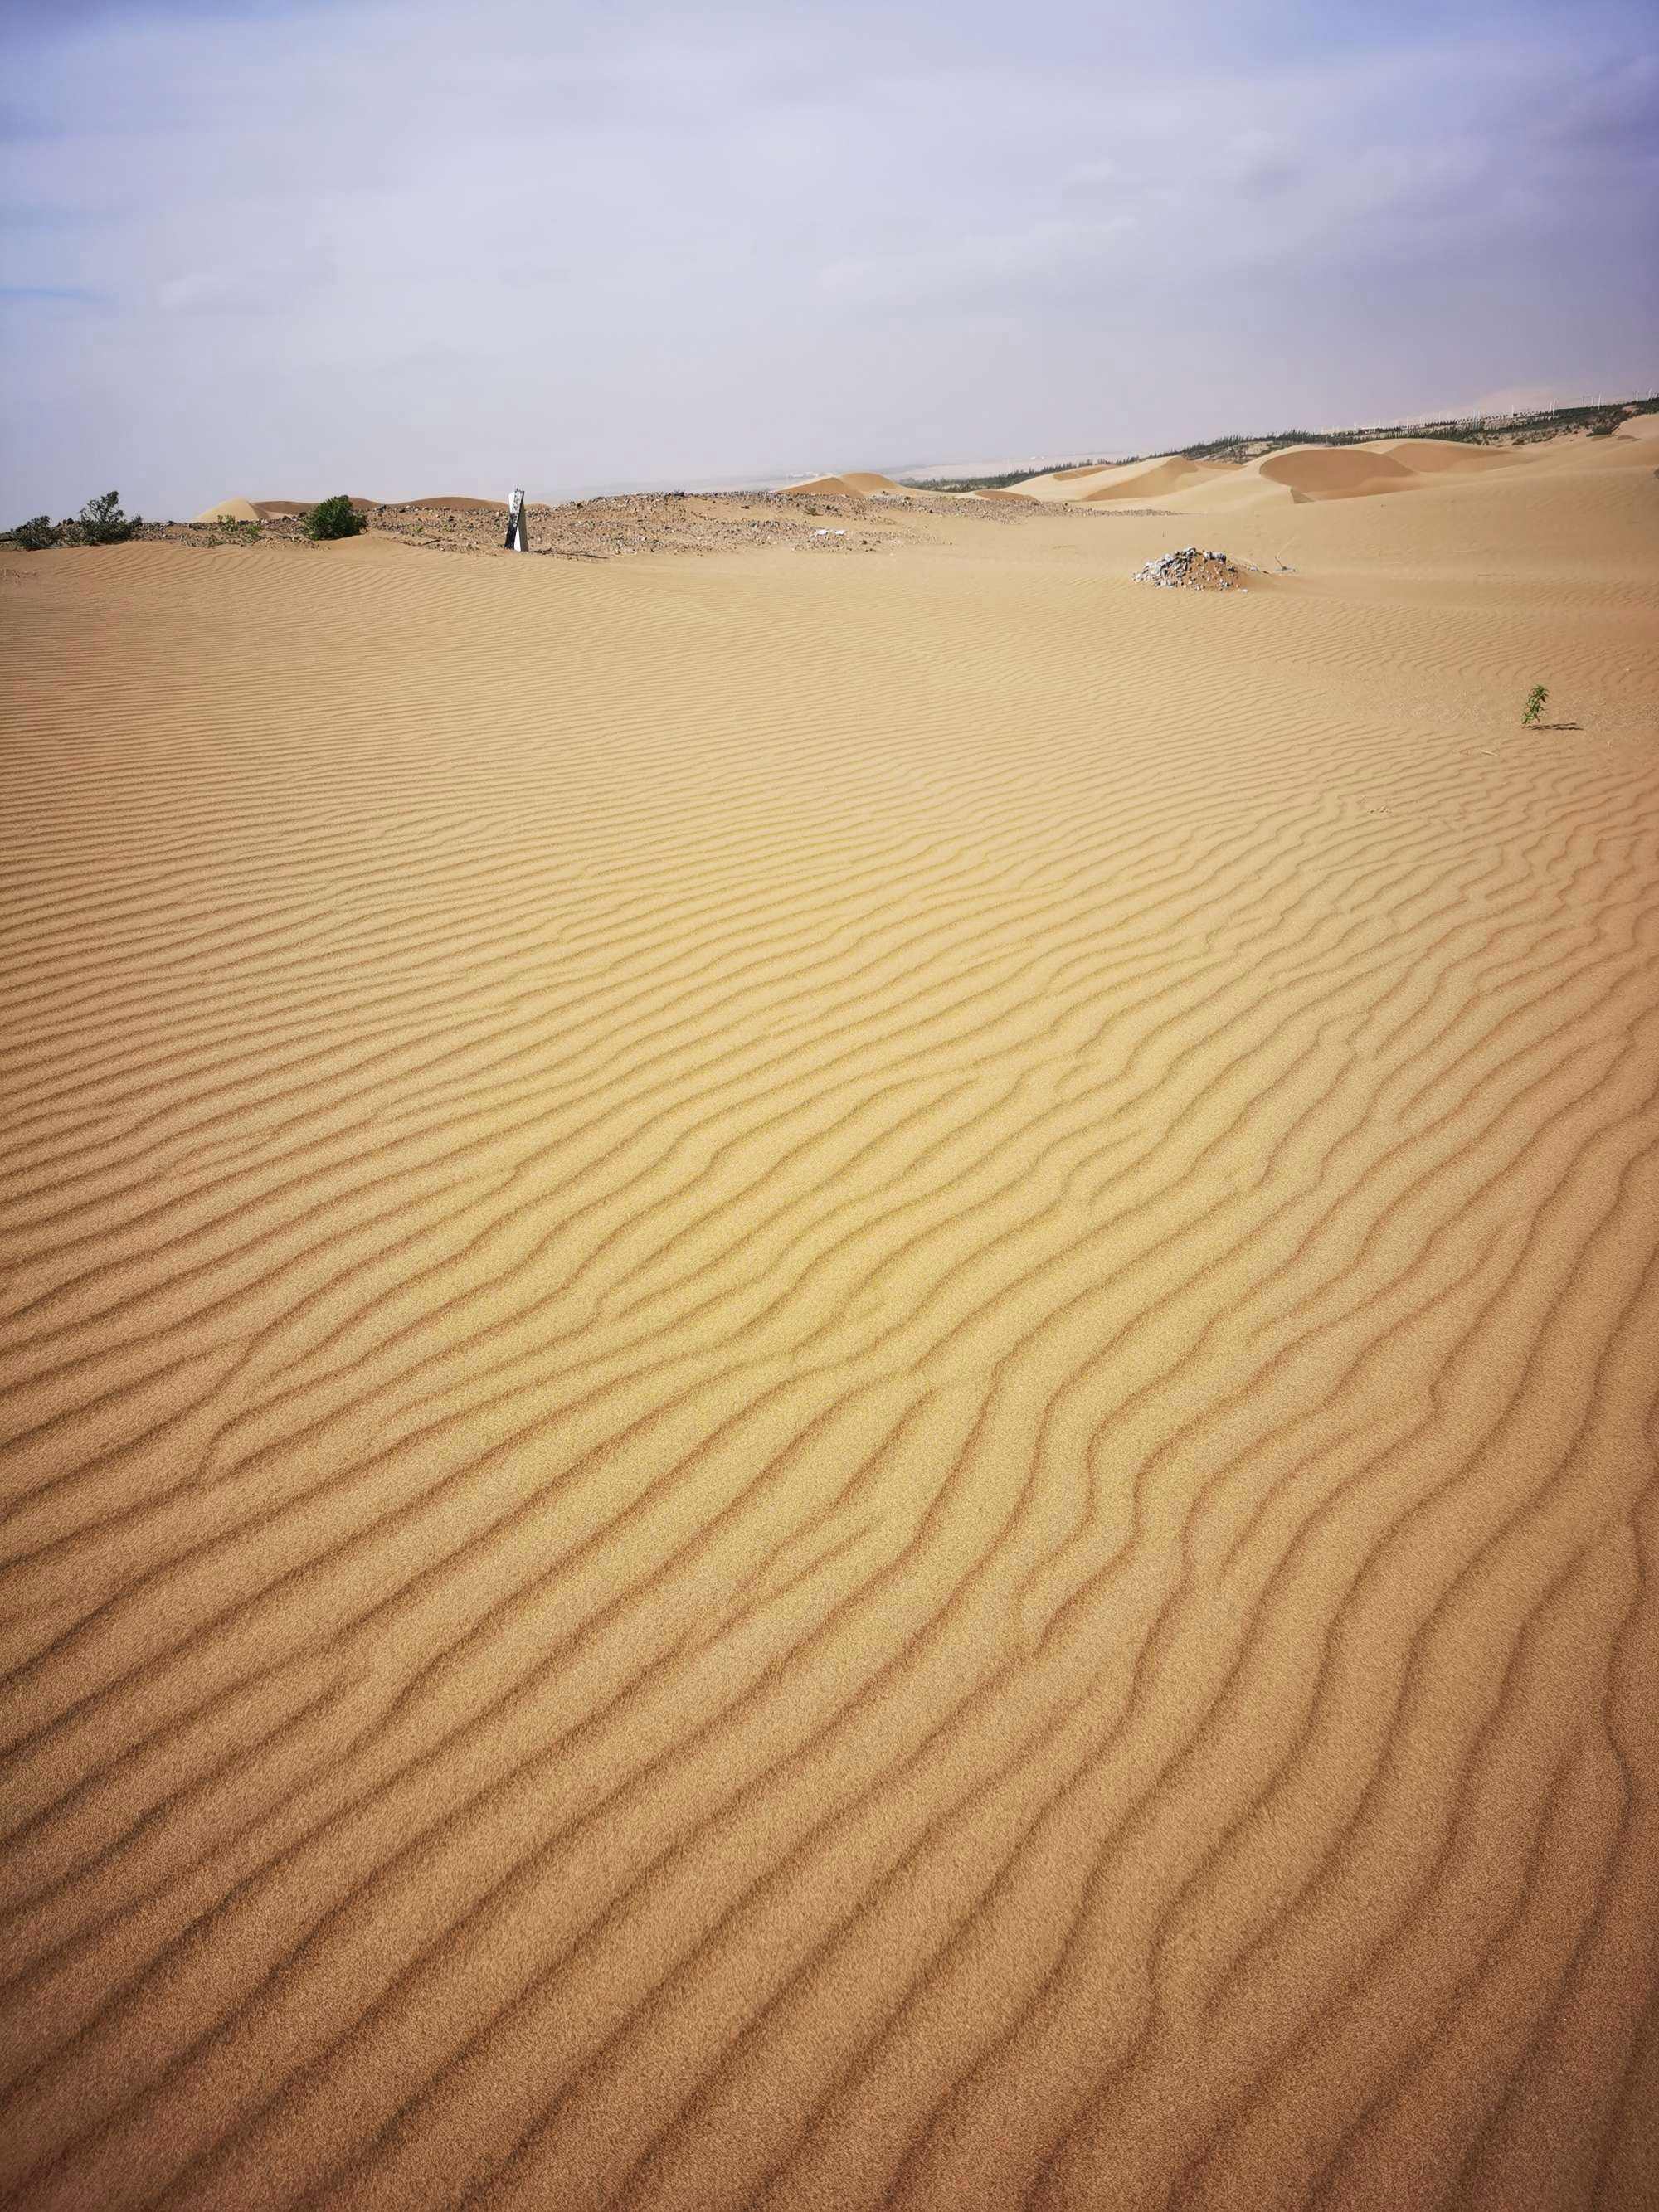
[2,490,367,549]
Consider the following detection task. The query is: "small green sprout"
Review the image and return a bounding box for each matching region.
[1522,684,1548,727]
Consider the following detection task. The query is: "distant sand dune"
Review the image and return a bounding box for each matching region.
[193,498,387,523]
[1378,439,1522,474]
[1013,456,1233,504]
[1081,456,1236,503]
[1018,434,1599,513]
[781,471,908,498]
[1258,445,1420,501]
[2,440,1657,2210]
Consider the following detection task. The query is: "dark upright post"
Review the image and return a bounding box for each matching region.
[504,489,528,552]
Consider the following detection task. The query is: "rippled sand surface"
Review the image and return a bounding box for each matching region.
[2,435,1657,2210]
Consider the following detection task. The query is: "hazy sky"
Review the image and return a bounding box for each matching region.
[3,0,1655,515]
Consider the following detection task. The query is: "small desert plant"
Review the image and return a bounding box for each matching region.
[304,493,365,542]
[1522,683,1549,727]
[3,513,61,550]
[76,489,139,543]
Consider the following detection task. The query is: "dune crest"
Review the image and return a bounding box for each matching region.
[781,469,909,498]
[1081,456,1237,502]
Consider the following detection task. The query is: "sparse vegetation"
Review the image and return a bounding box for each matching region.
[3,514,62,551]
[903,458,1117,493]
[75,489,140,543]
[1174,396,1654,467]
[304,493,365,542]
[7,491,142,547]
[1523,683,1549,727]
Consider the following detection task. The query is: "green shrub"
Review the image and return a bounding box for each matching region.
[304,494,365,542]
[1522,683,1549,727]
[76,489,139,543]
[3,513,61,550]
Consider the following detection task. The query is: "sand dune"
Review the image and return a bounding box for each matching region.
[780,474,862,496]
[1376,439,1521,475]
[3,435,1658,2210]
[781,471,909,498]
[193,499,383,524]
[1155,468,1300,518]
[1014,460,1131,501]
[1258,445,1421,501]
[1013,456,1228,504]
[1019,435,1576,514]
[1081,457,1238,503]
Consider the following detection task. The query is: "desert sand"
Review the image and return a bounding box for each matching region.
[2,426,1657,2211]
[781,472,911,498]
[1015,456,1238,504]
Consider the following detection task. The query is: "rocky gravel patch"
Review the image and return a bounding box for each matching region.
[1135,545,1256,591]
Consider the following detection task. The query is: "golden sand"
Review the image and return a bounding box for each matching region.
[780,472,909,499]
[2,430,1657,2210]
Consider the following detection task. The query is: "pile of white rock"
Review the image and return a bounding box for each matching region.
[1135,546,1253,591]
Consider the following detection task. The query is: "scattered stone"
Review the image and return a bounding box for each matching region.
[1134,545,1256,591]
[131,490,1163,566]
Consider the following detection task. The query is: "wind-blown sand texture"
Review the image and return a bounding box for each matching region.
[2,433,1658,2211]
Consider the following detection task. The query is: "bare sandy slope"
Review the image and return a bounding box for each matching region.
[1017,456,1236,504]
[2,440,1658,2212]
[781,472,910,498]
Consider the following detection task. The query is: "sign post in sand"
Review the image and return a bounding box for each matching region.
[504,489,529,552]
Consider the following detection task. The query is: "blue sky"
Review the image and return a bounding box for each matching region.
[2,1,1654,515]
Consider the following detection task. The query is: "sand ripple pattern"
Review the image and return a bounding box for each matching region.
[2,527,1657,2210]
